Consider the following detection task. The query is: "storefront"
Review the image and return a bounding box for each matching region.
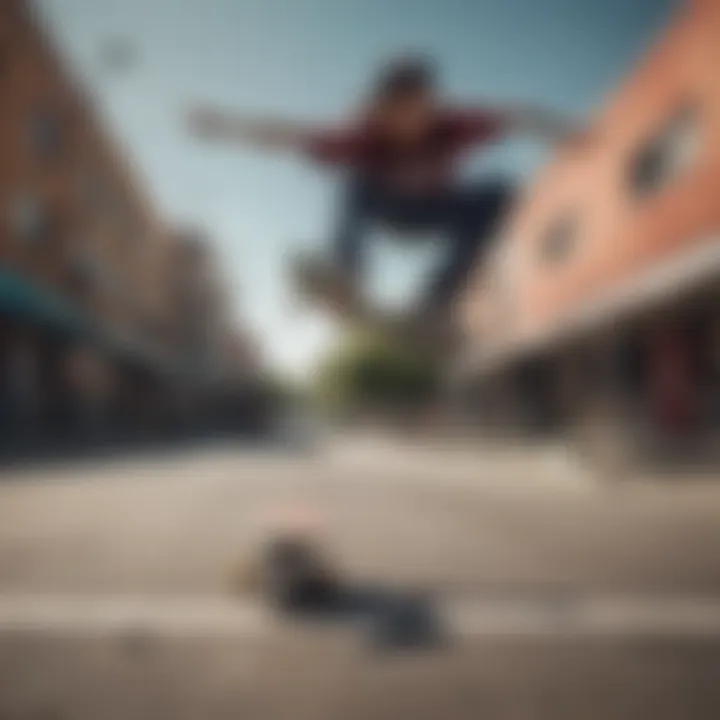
[0,268,93,452]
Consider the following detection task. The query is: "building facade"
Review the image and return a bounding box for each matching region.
[455,0,720,456]
[458,0,720,373]
[0,0,259,450]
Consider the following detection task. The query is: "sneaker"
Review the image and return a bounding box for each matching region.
[292,253,359,313]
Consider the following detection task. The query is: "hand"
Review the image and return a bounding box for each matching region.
[186,106,227,140]
[185,108,302,150]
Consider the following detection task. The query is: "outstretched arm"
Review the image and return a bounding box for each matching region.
[185,105,364,165]
[186,105,318,152]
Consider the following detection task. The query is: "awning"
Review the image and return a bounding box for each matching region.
[451,234,720,383]
[0,268,92,338]
[93,328,175,376]
[0,270,221,381]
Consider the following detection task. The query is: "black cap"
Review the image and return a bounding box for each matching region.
[371,54,436,102]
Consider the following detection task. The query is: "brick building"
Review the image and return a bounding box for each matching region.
[455,0,720,457]
[1,1,167,315]
[0,0,259,449]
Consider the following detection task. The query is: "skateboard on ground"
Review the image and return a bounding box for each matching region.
[232,506,340,612]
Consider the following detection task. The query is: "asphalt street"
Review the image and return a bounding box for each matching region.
[1,435,720,719]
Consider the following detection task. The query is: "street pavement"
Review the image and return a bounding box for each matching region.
[1,434,720,718]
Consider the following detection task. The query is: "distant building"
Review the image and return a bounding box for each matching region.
[166,229,234,376]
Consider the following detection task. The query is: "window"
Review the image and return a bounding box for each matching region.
[67,246,95,295]
[628,104,700,199]
[492,239,520,332]
[9,194,48,245]
[77,170,96,206]
[29,107,64,158]
[68,245,121,297]
[538,213,578,266]
[78,168,113,214]
[116,199,139,242]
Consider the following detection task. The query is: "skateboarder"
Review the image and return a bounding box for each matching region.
[187,54,591,335]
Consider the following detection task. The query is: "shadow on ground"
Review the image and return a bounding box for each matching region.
[0,427,316,477]
[277,581,447,652]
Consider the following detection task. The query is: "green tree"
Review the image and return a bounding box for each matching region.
[315,328,440,413]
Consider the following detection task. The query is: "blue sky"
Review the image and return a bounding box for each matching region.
[37,0,677,377]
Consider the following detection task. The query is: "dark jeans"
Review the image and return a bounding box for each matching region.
[333,176,515,313]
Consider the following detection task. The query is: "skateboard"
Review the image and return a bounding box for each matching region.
[260,534,339,611]
[234,506,340,612]
[288,250,457,358]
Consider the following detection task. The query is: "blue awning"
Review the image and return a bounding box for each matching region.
[0,269,183,378]
[0,268,91,337]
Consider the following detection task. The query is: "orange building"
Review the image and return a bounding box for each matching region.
[455,0,720,457]
[459,0,720,373]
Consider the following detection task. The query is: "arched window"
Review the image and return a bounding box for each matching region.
[9,194,48,245]
[628,104,700,199]
[29,107,64,158]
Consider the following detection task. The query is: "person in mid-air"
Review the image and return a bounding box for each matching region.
[188,54,591,335]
